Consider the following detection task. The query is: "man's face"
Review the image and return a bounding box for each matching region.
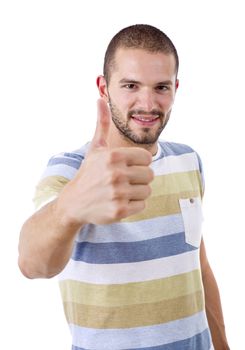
[106,48,178,145]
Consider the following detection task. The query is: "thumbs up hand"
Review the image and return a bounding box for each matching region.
[88,98,110,150]
[57,99,154,227]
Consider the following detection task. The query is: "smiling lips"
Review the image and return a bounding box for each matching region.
[131,114,160,127]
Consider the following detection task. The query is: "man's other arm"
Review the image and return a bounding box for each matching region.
[200,239,230,349]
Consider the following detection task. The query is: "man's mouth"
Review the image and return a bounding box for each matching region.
[130,114,160,126]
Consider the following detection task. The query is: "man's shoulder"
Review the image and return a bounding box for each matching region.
[39,143,89,182]
[49,144,88,163]
[47,143,89,169]
[158,140,196,157]
[33,143,90,210]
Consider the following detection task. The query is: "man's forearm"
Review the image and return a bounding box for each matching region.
[18,199,82,279]
[202,264,230,349]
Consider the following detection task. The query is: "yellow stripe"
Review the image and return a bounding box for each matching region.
[151,170,203,197]
[33,175,69,209]
[63,290,204,329]
[122,190,200,222]
[59,270,202,307]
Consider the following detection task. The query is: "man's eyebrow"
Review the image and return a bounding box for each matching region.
[119,79,141,84]
[157,80,173,85]
[118,79,173,85]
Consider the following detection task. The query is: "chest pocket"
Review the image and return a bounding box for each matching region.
[179,197,203,248]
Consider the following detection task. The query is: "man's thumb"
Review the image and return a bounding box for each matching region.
[90,98,110,149]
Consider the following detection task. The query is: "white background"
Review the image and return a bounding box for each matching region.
[0,0,243,348]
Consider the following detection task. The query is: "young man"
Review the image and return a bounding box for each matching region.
[18,24,229,349]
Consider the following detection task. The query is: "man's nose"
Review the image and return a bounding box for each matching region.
[136,89,155,111]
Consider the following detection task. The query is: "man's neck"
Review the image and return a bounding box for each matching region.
[107,132,158,156]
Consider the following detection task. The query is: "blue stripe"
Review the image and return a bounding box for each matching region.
[71,232,196,264]
[159,141,194,157]
[72,328,211,350]
[63,152,85,161]
[48,157,81,169]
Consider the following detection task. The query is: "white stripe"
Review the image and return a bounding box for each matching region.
[151,152,199,176]
[58,250,200,284]
[52,152,67,159]
[41,164,77,180]
[76,213,185,243]
[70,311,209,349]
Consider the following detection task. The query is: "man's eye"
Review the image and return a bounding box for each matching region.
[156,85,169,91]
[124,84,136,89]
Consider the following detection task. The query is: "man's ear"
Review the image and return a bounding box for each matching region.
[96,75,109,102]
[175,79,179,91]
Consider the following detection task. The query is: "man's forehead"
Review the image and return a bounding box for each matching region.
[111,48,176,81]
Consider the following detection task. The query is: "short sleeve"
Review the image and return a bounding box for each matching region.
[33,150,85,211]
[195,152,205,197]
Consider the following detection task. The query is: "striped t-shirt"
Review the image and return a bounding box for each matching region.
[34,140,214,350]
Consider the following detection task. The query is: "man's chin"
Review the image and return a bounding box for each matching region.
[126,133,159,145]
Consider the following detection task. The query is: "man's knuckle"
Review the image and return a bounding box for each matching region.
[107,150,124,165]
[110,186,120,200]
[148,168,154,181]
[108,169,126,185]
[112,202,128,219]
[118,206,128,219]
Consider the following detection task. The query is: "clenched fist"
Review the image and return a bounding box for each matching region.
[57,99,154,226]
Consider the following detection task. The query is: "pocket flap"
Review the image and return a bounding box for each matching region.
[179,197,203,247]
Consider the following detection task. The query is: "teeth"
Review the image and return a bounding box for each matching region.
[133,116,158,121]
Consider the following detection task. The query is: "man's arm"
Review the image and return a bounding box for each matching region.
[18,99,153,279]
[200,239,230,349]
[18,198,83,279]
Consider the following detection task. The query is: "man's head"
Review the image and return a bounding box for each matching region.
[97,24,179,151]
[103,24,179,85]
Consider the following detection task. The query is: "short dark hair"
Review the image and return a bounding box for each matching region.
[103,24,179,84]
